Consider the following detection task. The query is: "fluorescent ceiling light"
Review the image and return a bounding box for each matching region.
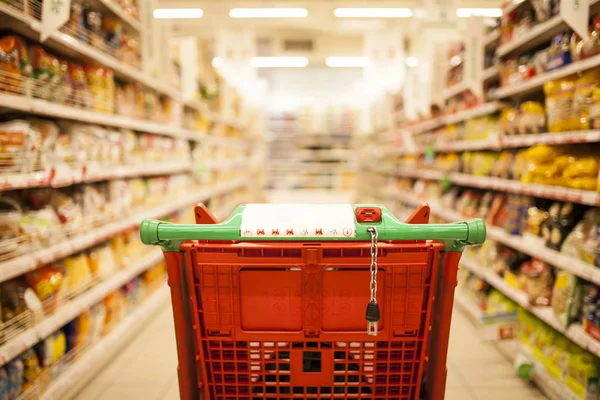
[212,57,224,68]
[230,8,308,18]
[326,57,371,68]
[251,57,309,68]
[334,8,412,18]
[456,8,502,18]
[153,8,203,19]
[405,57,419,68]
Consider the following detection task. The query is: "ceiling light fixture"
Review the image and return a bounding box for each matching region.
[326,57,371,68]
[456,8,502,18]
[153,8,203,19]
[334,8,412,18]
[251,57,309,68]
[230,8,308,18]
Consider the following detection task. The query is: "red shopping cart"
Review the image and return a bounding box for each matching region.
[140,203,485,400]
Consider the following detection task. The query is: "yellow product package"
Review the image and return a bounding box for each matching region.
[545,78,575,132]
[63,253,93,295]
[572,69,600,130]
[500,108,518,136]
[565,351,600,400]
[518,101,546,134]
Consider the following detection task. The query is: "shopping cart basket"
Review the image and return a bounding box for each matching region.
[140,203,486,400]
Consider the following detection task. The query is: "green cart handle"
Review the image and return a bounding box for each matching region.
[140,204,486,252]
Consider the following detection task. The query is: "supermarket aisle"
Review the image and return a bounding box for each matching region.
[75,298,545,400]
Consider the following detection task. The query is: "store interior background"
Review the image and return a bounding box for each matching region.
[2,0,600,399]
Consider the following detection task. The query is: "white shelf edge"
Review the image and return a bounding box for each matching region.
[0,177,249,283]
[0,93,199,141]
[388,169,600,206]
[39,284,170,400]
[442,82,469,101]
[404,101,504,134]
[442,102,505,126]
[482,65,501,82]
[483,30,501,49]
[495,53,600,99]
[0,161,192,191]
[0,250,164,367]
[501,130,600,147]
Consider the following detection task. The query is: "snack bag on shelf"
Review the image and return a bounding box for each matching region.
[552,271,582,328]
[19,349,41,391]
[0,120,37,174]
[0,197,25,262]
[565,351,600,400]
[35,329,66,367]
[62,253,93,296]
[572,69,600,130]
[30,119,59,172]
[89,302,106,343]
[545,202,586,251]
[0,36,27,95]
[518,101,546,134]
[6,358,23,400]
[68,63,92,109]
[544,77,575,132]
[25,265,64,314]
[562,209,599,258]
[87,245,116,281]
[0,367,8,400]
[522,259,554,306]
[563,157,599,190]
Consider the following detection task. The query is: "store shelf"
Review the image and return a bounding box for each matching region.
[503,0,528,15]
[39,284,170,400]
[404,118,445,135]
[393,168,600,206]
[88,0,142,32]
[442,82,470,101]
[0,176,248,283]
[0,250,163,367]
[0,3,179,99]
[436,138,502,152]
[497,14,565,57]
[404,102,504,135]
[444,102,505,125]
[0,92,199,141]
[449,172,600,205]
[501,130,600,148]
[396,168,444,180]
[494,53,600,98]
[460,258,600,358]
[483,30,500,50]
[390,189,600,286]
[0,161,192,191]
[482,65,501,82]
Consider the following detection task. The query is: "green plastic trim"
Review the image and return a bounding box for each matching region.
[139,204,486,252]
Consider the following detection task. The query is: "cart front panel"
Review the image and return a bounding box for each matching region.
[181,240,445,400]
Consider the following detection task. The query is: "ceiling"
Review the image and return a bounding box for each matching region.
[160,0,503,38]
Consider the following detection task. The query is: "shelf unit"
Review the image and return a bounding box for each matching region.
[361,1,600,395]
[0,1,265,398]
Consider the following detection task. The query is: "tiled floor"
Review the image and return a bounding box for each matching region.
[76,192,547,399]
[75,302,546,400]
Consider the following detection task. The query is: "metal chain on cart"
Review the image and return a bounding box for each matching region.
[366,227,380,336]
[368,227,378,303]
